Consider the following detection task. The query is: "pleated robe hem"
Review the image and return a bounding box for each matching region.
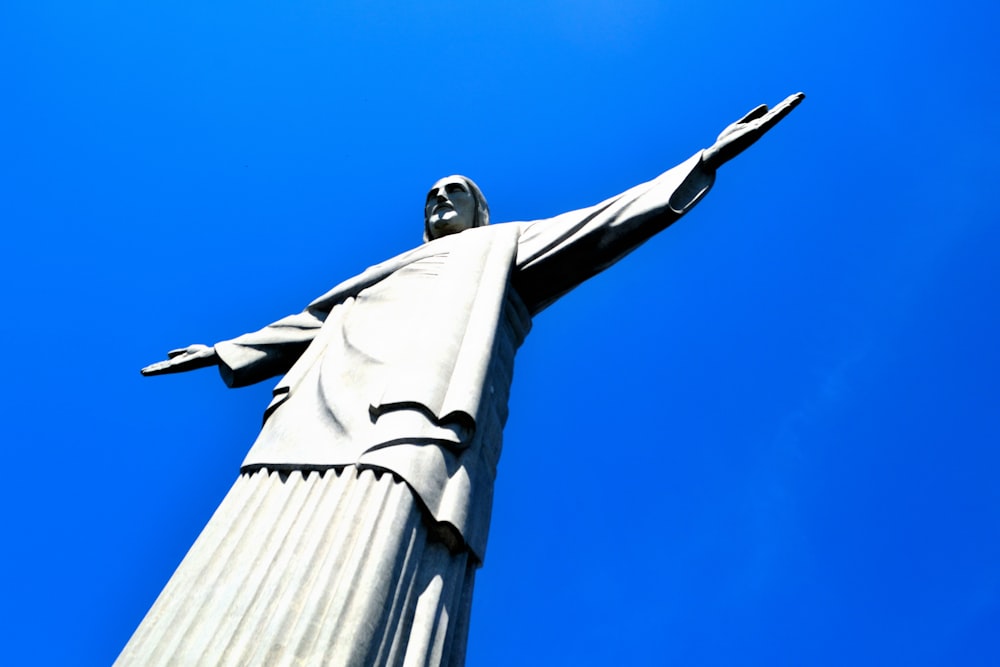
[116,466,478,667]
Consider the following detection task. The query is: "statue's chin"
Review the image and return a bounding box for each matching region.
[429,217,469,239]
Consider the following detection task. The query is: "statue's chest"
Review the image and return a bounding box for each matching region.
[342,252,449,364]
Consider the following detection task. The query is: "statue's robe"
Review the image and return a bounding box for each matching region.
[117,153,714,667]
[219,151,714,559]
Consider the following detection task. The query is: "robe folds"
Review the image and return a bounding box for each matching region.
[214,152,715,561]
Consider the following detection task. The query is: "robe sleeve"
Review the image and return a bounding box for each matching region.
[209,243,437,390]
[513,152,715,313]
[213,306,329,388]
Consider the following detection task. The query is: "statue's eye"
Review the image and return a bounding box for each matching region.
[445,183,467,194]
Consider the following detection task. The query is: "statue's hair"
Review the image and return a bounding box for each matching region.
[423,175,490,242]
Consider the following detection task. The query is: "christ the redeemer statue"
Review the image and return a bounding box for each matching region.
[118,93,803,666]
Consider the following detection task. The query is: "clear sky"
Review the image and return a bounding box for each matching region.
[2,0,998,664]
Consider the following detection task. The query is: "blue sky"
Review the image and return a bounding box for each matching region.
[2,0,998,664]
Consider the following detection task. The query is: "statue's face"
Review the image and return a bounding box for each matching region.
[425,177,476,239]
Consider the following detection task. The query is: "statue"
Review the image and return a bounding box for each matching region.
[117,94,804,666]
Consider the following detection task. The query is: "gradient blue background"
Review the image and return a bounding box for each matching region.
[2,1,998,664]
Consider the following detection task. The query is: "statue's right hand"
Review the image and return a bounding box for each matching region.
[701,92,805,170]
[141,344,218,376]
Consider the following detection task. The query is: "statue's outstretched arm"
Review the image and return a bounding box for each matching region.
[513,92,804,313]
[141,306,329,386]
[141,344,219,376]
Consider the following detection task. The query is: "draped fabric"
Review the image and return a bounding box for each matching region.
[211,153,712,561]
[118,152,716,665]
[225,226,532,562]
[116,467,476,667]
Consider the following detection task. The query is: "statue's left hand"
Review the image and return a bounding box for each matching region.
[141,344,219,376]
[702,92,805,170]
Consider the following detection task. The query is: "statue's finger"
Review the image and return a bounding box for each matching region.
[759,93,805,129]
[771,93,805,116]
[167,348,188,358]
[785,92,806,105]
[737,104,769,125]
[140,361,169,375]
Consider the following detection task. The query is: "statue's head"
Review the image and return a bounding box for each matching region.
[423,175,490,242]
